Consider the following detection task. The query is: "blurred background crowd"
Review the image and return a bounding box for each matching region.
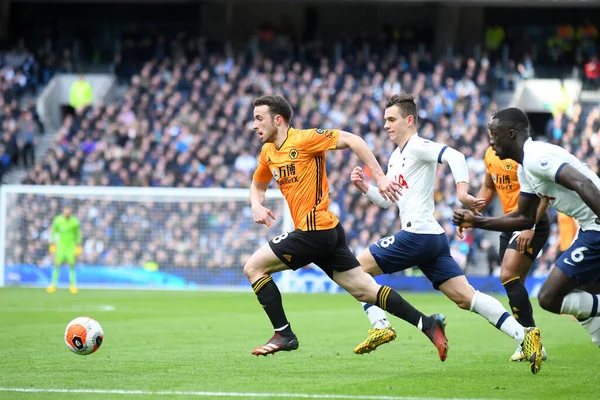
[1,1,599,279]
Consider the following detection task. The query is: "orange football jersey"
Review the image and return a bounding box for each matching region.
[253,127,340,231]
[484,146,520,214]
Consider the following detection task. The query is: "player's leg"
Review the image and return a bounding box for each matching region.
[352,250,396,354]
[538,232,600,347]
[243,237,295,356]
[498,232,537,327]
[67,251,78,294]
[537,267,600,344]
[424,233,543,374]
[501,250,542,362]
[438,274,543,373]
[47,251,65,293]
[501,252,535,325]
[500,224,550,361]
[332,266,448,361]
[357,251,389,329]
[327,230,448,360]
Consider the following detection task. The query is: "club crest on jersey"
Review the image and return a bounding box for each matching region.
[539,158,550,170]
[271,168,279,180]
[504,163,512,171]
[289,148,299,160]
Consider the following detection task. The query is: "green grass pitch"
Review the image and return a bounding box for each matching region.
[0,287,598,399]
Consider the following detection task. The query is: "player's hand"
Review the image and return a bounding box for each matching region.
[452,209,476,229]
[252,205,276,228]
[375,175,402,202]
[516,229,534,254]
[49,244,56,254]
[75,246,82,256]
[350,166,370,194]
[458,194,486,214]
[456,226,468,240]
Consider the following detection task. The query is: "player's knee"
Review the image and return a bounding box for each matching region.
[455,298,472,310]
[499,268,519,284]
[243,260,262,281]
[353,290,377,304]
[345,285,377,304]
[537,287,560,313]
[448,292,472,310]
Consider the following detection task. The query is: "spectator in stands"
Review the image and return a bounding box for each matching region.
[10,30,592,277]
[69,73,93,112]
[584,55,599,90]
[17,110,37,167]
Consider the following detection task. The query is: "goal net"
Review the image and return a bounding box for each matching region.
[0,185,293,290]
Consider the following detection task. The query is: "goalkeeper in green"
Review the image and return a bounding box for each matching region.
[47,206,82,294]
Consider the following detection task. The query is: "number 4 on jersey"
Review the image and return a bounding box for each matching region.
[397,174,408,189]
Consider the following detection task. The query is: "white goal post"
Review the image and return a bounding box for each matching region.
[0,185,294,290]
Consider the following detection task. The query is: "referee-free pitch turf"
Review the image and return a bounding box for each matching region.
[0,287,597,400]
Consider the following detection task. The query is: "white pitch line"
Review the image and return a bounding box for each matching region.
[0,388,493,400]
[0,305,116,313]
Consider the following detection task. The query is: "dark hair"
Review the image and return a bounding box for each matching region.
[385,94,418,122]
[492,107,530,132]
[253,95,293,123]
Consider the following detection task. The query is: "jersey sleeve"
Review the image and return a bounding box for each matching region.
[526,152,568,184]
[300,128,339,154]
[252,147,273,183]
[483,147,493,174]
[410,139,449,163]
[517,165,537,197]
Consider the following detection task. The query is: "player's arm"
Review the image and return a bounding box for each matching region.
[49,217,58,244]
[48,217,58,253]
[250,179,276,228]
[439,146,486,212]
[514,199,549,253]
[556,164,600,220]
[350,166,394,209]
[74,219,82,256]
[476,173,497,210]
[250,179,269,209]
[249,147,277,227]
[453,193,539,232]
[336,131,400,201]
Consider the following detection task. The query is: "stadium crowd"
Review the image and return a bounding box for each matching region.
[0,46,44,183]
[3,30,600,277]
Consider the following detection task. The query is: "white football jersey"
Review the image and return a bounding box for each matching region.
[518,138,600,232]
[386,134,450,234]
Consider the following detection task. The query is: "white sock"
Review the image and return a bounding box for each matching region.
[470,290,525,344]
[360,274,390,329]
[580,316,600,346]
[361,302,390,329]
[560,292,600,319]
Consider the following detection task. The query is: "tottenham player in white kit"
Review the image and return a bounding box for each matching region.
[454,107,600,351]
[351,94,544,374]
